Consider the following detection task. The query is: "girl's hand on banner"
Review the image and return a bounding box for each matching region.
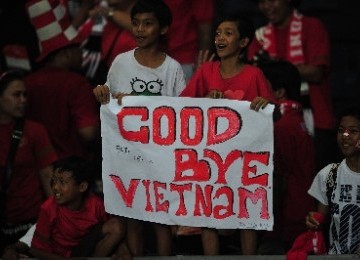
[206,89,224,99]
[250,97,270,111]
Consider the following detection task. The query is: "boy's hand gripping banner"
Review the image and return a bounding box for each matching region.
[101,96,274,230]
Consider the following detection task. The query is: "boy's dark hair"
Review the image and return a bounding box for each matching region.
[215,14,255,49]
[130,0,172,29]
[337,104,360,125]
[53,156,94,188]
[258,60,301,102]
[0,70,24,95]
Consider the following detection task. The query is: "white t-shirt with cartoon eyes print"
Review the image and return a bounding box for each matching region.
[106,49,186,98]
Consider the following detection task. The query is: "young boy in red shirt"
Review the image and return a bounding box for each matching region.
[30,156,129,259]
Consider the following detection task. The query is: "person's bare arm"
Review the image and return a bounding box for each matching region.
[108,9,132,31]
[194,50,216,72]
[78,126,99,143]
[297,64,324,83]
[306,202,328,230]
[2,241,30,260]
[71,0,95,29]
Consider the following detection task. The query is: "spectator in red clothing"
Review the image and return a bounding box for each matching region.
[62,0,110,86]
[0,70,57,255]
[30,156,130,259]
[164,0,214,82]
[180,15,278,255]
[258,60,316,252]
[247,0,338,171]
[24,0,100,161]
[100,0,137,68]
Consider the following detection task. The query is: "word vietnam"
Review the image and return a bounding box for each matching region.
[111,105,272,221]
[110,150,270,220]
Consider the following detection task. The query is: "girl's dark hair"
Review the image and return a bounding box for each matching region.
[259,60,301,102]
[215,14,255,47]
[130,0,172,29]
[0,70,24,95]
[53,156,95,188]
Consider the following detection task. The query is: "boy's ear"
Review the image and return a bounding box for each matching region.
[160,26,169,35]
[79,182,89,193]
[239,37,250,49]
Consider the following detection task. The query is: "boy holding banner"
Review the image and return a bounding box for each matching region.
[93,0,186,256]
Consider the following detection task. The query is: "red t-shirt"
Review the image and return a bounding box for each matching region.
[273,101,316,242]
[180,61,276,103]
[101,22,136,68]
[0,120,57,223]
[165,0,214,64]
[248,16,335,129]
[32,194,109,257]
[24,66,100,160]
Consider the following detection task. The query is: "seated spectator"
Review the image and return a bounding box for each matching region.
[30,156,130,259]
[0,70,57,255]
[306,104,360,255]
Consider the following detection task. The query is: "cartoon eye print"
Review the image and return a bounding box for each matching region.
[131,78,147,93]
[146,80,163,94]
[130,77,163,95]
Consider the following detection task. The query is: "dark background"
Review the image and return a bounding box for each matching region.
[1,0,359,115]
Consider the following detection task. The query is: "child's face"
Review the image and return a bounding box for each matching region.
[337,115,360,158]
[215,21,246,59]
[131,12,164,49]
[51,169,86,210]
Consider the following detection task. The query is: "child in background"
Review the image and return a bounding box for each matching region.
[306,105,360,255]
[30,156,130,259]
[258,61,316,252]
[93,0,186,256]
[180,15,277,255]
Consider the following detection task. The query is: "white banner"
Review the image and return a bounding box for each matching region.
[101,96,274,230]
